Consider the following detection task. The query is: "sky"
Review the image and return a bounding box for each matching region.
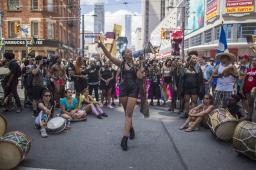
[80,0,142,45]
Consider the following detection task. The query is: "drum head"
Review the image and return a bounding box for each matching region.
[47,117,66,134]
[215,121,238,141]
[0,114,7,136]
[0,140,22,170]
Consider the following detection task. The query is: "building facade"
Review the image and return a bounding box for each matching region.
[150,0,256,58]
[125,15,132,47]
[141,0,166,45]
[94,3,104,33]
[0,0,80,60]
[135,27,142,50]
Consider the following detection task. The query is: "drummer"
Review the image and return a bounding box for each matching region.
[179,94,214,132]
[60,89,87,128]
[35,89,54,138]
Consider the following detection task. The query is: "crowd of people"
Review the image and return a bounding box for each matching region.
[0,46,256,150]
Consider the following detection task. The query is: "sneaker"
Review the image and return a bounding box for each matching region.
[107,105,114,109]
[40,128,48,138]
[102,113,108,117]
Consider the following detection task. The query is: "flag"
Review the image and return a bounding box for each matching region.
[217,25,228,54]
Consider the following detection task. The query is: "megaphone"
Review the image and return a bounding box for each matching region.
[132,42,156,58]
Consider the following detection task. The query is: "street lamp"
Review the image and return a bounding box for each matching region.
[81,14,97,58]
[167,6,186,60]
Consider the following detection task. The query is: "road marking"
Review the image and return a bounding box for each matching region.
[16,167,56,170]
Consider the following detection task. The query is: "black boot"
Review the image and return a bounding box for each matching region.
[129,127,135,140]
[121,136,128,151]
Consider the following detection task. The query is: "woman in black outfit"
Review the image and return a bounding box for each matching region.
[97,39,145,151]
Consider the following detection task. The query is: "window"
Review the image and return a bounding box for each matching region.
[237,23,256,39]
[224,24,233,39]
[47,0,54,12]
[190,34,202,47]
[8,0,20,11]
[215,26,220,40]
[204,29,212,43]
[31,21,39,37]
[47,22,54,39]
[8,21,17,38]
[31,0,39,10]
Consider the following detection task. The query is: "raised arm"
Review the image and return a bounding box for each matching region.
[97,39,122,67]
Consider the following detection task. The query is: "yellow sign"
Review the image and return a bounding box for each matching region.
[111,24,122,56]
[225,6,254,13]
[206,11,218,20]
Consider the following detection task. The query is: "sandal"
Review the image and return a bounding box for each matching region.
[179,126,187,130]
[185,127,194,132]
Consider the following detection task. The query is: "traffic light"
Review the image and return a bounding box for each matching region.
[14,23,20,34]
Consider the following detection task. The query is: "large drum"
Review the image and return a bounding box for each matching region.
[0,114,7,136]
[208,108,238,141]
[46,117,66,134]
[0,131,31,170]
[233,121,256,160]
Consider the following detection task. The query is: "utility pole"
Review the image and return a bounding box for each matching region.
[82,14,85,58]
[0,10,3,58]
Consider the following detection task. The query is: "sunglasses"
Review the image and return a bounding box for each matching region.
[44,95,51,97]
[204,97,209,99]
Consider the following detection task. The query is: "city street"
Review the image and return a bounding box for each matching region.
[2,103,256,170]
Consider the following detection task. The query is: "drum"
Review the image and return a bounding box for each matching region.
[233,121,256,160]
[0,131,31,170]
[208,108,238,141]
[0,114,7,136]
[0,67,10,75]
[46,117,66,134]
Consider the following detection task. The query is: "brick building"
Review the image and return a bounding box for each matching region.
[0,0,80,60]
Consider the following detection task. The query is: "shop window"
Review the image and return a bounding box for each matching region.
[224,24,233,40]
[8,0,20,11]
[31,0,39,11]
[31,21,39,37]
[190,34,202,47]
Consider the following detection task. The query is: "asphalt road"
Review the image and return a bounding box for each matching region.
[1,104,256,170]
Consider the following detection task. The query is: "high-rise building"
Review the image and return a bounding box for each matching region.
[94,3,105,33]
[135,27,143,50]
[125,15,132,47]
[141,0,166,45]
[0,0,81,59]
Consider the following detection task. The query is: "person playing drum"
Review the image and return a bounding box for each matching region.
[179,94,214,132]
[60,89,87,129]
[78,88,108,119]
[35,89,54,138]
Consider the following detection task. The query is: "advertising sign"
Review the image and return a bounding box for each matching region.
[206,0,219,24]
[186,0,205,34]
[225,0,255,15]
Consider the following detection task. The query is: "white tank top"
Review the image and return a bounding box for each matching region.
[216,63,236,92]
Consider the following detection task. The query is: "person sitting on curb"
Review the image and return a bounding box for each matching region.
[78,88,108,119]
[34,89,54,138]
[179,94,214,132]
[60,89,87,129]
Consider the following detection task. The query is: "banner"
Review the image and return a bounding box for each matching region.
[206,0,219,24]
[186,0,205,34]
[225,0,255,15]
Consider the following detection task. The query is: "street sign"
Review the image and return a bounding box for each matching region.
[83,33,100,38]
[21,24,30,38]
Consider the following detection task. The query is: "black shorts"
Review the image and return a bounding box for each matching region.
[100,81,113,90]
[164,77,172,84]
[119,81,139,98]
[183,88,198,95]
[32,86,45,100]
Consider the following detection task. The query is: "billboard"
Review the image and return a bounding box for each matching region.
[186,0,205,34]
[225,0,255,15]
[206,0,219,24]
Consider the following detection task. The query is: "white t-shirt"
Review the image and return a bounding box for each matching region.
[216,63,236,92]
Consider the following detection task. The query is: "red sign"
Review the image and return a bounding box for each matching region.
[225,0,255,14]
